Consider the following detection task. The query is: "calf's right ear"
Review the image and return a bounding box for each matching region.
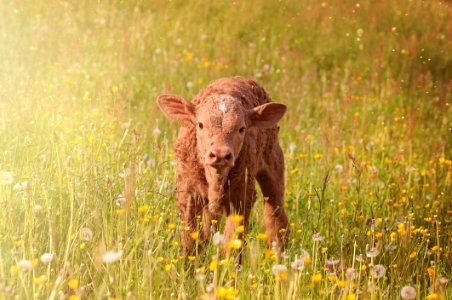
[156,94,195,122]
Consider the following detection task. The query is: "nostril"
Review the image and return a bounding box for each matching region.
[224,153,232,161]
[208,152,216,159]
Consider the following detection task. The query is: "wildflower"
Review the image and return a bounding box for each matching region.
[0,171,13,185]
[346,268,356,280]
[164,264,171,271]
[289,143,296,153]
[427,267,435,276]
[291,257,305,272]
[231,215,244,223]
[188,256,196,261]
[400,285,416,300]
[236,225,244,233]
[17,259,33,271]
[228,239,242,250]
[152,128,161,138]
[212,232,224,246]
[312,232,324,242]
[209,258,217,271]
[321,247,328,254]
[33,275,47,284]
[311,273,322,283]
[347,294,356,300]
[426,294,440,300]
[40,253,53,264]
[371,264,386,279]
[80,227,93,241]
[334,164,344,173]
[272,264,288,280]
[409,251,417,259]
[68,279,79,289]
[338,280,346,288]
[366,247,380,258]
[102,250,123,263]
[384,244,397,251]
[257,233,268,241]
[190,231,199,240]
[13,181,29,192]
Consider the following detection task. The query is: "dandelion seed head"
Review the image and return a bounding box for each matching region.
[102,250,123,263]
[0,171,13,185]
[17,259,33,271]
[371,264,386,279]
[400,285,416,300]
[40,253,53,264]
[80,227,93,241]
[212,232,224,246]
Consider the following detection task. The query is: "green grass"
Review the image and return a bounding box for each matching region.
[0,0,451,299]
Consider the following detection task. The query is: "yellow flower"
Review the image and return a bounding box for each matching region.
[311,273,322,283]
[409,252,417,259]
[426,294,440,300]
[190,231,199,240]
[68,279,79,289]
[338,280,346,288]
[164,264,171,271]
[211,219,218,224]
[69,296,79,300]
[321,247,328,254]
[168,223,175,230]
[231,215,244,223]
[33,275,47,284]
[80,243,85,249]
[236,225,244,233]
[139,205,149,212]
[303,256,311,264]
[209,259,217,271]
[427,267,435,277]
[228,239,242,250]
[347,294,356,300]
[257,233,268,241]
[188,256,196,261]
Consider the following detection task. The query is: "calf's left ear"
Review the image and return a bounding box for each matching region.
[248,102,287,128]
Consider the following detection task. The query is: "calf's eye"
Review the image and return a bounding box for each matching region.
[239,127,245,133]
[198,122,204,129]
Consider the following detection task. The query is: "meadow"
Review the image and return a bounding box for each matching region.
[0,0,451,299]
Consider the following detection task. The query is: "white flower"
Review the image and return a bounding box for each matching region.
[102,250,123,263]
[271,264,288,277]
[334,164,344,173]
[152,128,161,138]
[34,204,43,212]
[13,181,29,192]
[346,268,356,280]
[40,253,53,264]
[289,143,296,153]
[371,264,386,279]
[0,171,13,185]
[400,285,416,300]
[291,257,305,272]
[115,193,126,207]
[212,232,224,246]
[186,81,193,88]
[80,227,93,241]
[366,246,380,258]
[17,259,33,271]
[312,233,324,242]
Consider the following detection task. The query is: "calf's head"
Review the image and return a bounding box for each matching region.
[157,93,286,210]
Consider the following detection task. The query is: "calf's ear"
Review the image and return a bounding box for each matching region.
[248,102,287,128]
[156,94,195,122]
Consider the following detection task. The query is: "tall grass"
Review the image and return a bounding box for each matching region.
[0,0,450,299]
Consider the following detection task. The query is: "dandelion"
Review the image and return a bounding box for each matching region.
[212,232,224,246]
[236,225,244,233]
[231,215,244,223]
[346,268,356,280]
[426,294,440,300]
[17,259,33,271]
[366,247,380,258]
[371,264,386,279]
[80,227,93,241]
[290,257,305,272]
[13,181,28,192]
[311,273,322,283]
[152,127,161,138]
[190,231,199,240]
[271,264,288,280]
[257,233,268,241]
[33,275,47,285]
[400,285,416,300]
[334,164,344,173]
[34,204,43,212]
[0,171,13,185]
[228,239,242,250]
[40,253,53,264]
[384,244,397,251]
[68,279,79,289]
[312,232,324,242]
[102,250,123,263]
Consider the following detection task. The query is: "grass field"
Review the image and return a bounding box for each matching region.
[0,0,451,299]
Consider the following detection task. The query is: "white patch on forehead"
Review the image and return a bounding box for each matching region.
[218,102,228,113]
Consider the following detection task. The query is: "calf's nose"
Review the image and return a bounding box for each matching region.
[206,147,234,167]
